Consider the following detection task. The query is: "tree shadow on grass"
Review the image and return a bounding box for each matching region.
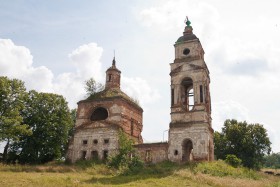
[85,172,171,185]
[84,161,195,185]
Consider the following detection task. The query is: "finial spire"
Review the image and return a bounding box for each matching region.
[112,50,116,66]
[185,16,191,27]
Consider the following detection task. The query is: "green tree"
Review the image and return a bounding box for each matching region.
[11,90,73,164]
[214,119,271,169]
[264,152,280,169]
[0,76,32,162]
[84,78,104,96]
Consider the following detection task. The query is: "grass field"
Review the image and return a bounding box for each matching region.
[0,160,279,187]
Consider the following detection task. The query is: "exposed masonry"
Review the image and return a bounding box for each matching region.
[67,19,214,163]
[134,143,168,163]
[66,57,143,163]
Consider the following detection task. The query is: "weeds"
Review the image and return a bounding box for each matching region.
[1,160,279,187]
[194,160,261,179]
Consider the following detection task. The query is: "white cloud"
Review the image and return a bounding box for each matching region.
[68,43,103,82]
[122,76,161,106]
[212,100,250,131]
[54,43,104,108]
[0,39,159,110]
[0,39,54,92]
[0,40,104,108]
[139,0,220,39]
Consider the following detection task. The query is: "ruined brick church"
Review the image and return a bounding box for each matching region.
[67,18,214,163]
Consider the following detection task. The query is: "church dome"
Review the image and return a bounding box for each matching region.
[176,34,198,43]
[175,17,198,44]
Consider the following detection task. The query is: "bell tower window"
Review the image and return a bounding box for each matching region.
[200,85,203,103]
[181,78,194,111]
[171,88,174,106]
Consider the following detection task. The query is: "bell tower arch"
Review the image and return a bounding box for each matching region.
[168,17,214,162]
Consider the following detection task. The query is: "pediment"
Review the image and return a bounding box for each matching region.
[170,65,183,76]
[75,121,119,131]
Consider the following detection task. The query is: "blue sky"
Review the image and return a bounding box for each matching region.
[1,0,280,152]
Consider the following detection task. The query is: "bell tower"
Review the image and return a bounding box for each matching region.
[168,17,214,162]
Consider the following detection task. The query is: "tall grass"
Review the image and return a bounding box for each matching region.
[0,162,76,173]
[194,160,261,179]
[0,160,279,187]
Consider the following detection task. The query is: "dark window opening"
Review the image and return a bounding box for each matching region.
[91,151,98,160]
[171,88,174,106]
[91,107,108,121]
[108,74,112,82]
[174,150,178,156]
[205,85,211,112]
[81,151,87,160]
[93,139,98,144]
[200,85,203,103]
[104,139,109,144]
[182,78,194,111]
[145,150,152,162]
[82,140,88,145]
[131,120,134,136]
[183,48,190,55]
[205,85,208,103]
[103,150,108,160]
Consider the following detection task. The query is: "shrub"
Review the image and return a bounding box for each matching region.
[108,130,143,174]
[225,154,242,168]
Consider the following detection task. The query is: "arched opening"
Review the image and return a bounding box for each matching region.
[91,150,98,160]
[181,78,194,111]
[90,107,108,121]
[182,139,193,162]
[81,151,87,160]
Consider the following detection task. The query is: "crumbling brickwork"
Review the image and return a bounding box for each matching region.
[67,124,119,162]
[76,97,143,142]
[67,59,143,163]
[67,19,214,164]
[135,143,168,163]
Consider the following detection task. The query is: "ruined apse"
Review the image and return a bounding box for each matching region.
[67,58,143,163]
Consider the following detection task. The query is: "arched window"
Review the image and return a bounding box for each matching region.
[181,78,194,111]
[108,74,112,82]
[90,107,108,121]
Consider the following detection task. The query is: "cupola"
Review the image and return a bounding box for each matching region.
[105,57,121,89]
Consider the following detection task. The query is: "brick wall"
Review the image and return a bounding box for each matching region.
[135,142,168,163]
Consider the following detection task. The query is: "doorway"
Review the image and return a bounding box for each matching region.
[182,139,193,162]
